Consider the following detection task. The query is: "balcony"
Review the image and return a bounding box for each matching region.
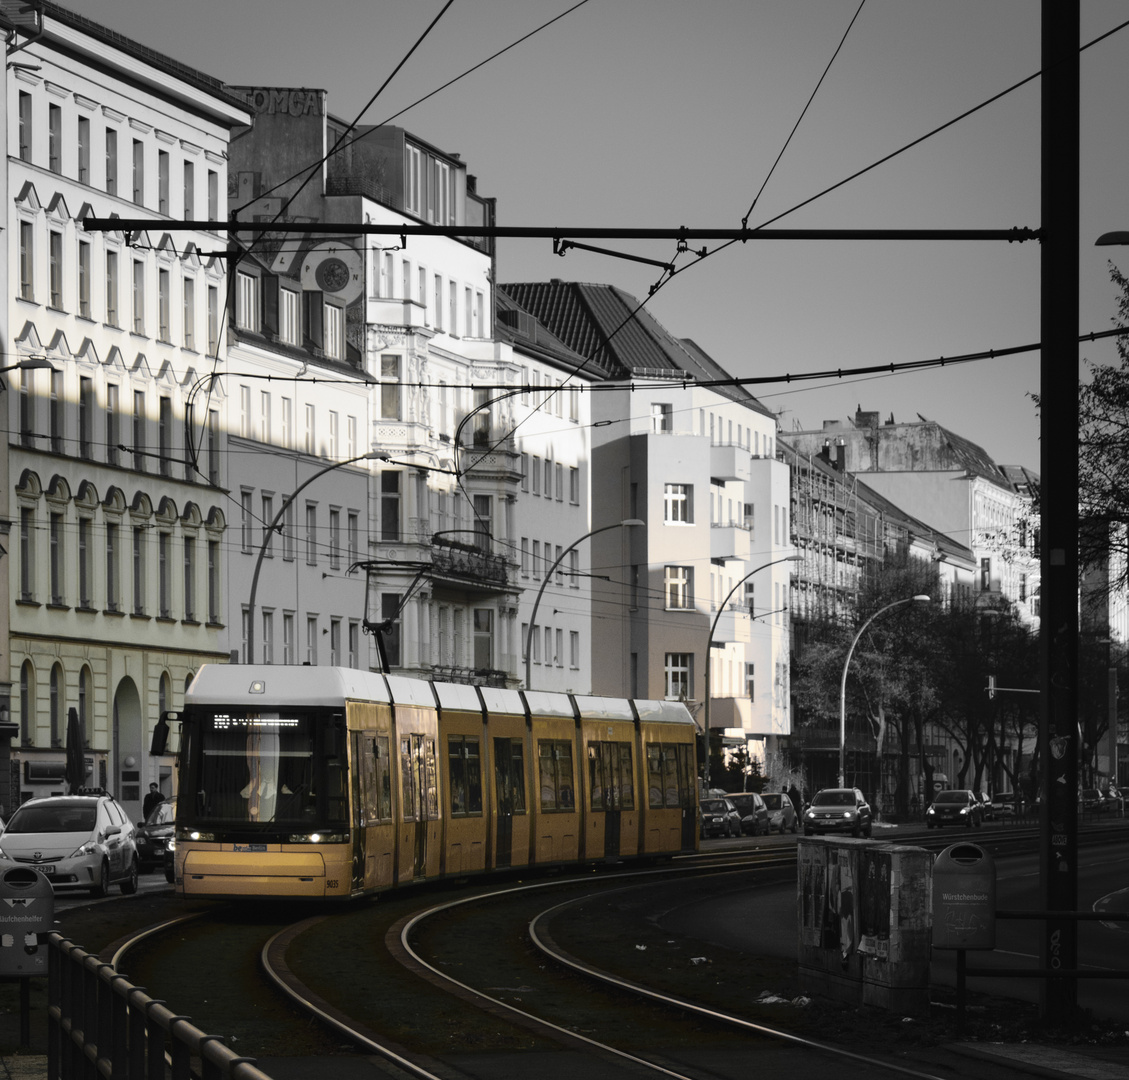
[710,443,751,482]
[711,524,752,562]
[709,605,750,645]
[429,534,510,591]
[367,296,427,330]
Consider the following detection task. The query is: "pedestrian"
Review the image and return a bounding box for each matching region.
[143,782,163,820]
[787,783,802,817]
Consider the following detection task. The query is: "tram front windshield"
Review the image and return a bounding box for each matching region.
[188,709,347,830]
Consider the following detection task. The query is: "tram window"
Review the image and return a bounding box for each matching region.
[647,744,682,809]
[509,740,526,814]
[353,733,392,825]
[447,734,483,816]
[374,735,392,819]
[400,737,416,821]
[588,741,634,811]
[424,737,439,820]
[538,739,575,812]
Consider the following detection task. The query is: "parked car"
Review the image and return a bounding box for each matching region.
[802,788,872,838]
[727,792,769,836]
[759,791,799,834]
[1107,786,1126,813]
[699,797,742,839]
[976,792,994,821]
[926,789,983,829]
[135,797,176,872]
[0,791,139,896]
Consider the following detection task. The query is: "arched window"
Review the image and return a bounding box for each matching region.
[19,662,33,746]
[79,666,93,746]
[50,663,63,747]
[159,672,170,718]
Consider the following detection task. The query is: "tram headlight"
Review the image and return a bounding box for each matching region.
[288,832,349,844]
[176,828,215,842]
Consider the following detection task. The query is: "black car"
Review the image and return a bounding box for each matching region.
[727,792,769,836]
[802,788,873,838]
[926,789,983,828]
[135,797,175,872]
[699,798,742,839]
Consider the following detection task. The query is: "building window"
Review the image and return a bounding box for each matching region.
[283,612,295,664]
[380,355,400,420]
[980,557,991,592]
[18,92,31,162]
[303,404,315,454]
[381,472,400,542]
[49,371,63,453]
[105,127,117,195]
[305,502,317,566]
[49,231,63,308]
[182,276,195,349]
[473,609,493,671]
[746,663,755,700]
[283,502,295,561]
[158,269,171,341]
[324,302,345,360]
[106,384,119,466]
[158,532,170,617]
[78,518,92,609]
[19,221,33,301]
[49,513,63,605]
[183,160,194,220]
[207,409,220,486]
[132,390,146,472]
[260,391,272,444]
[330,618,341,666]
[236,271,260,332]
[569,467,579,504]
[158,149,169,215]
[158,396,172,477]
[47,102,61,172]
[262,610,274,664]
[105,521,118,611]
[570,630,580,669]
[183,536,196,621]
[132,139,144,205]
[306,616,318,665]
[279,287,300,345]
[79,377,93,460]
[132,259,145,333]
[132,527,146,615]
[105,250,119,326]
[664,566,693,610]
[240,490,253,553]
[207,169,218,222]
[207,285,219,354]
[663,483,693,523]
[78,241,91,318]
[569,549,579,589]
[652,402,672,432]
[664,653,693,700]
[348,511,359,564]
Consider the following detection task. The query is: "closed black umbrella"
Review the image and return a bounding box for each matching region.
[64,707,85,794]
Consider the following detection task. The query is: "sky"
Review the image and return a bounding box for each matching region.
[75,0,1129,472]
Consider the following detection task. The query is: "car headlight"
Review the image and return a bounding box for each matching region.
[0,847,11,861]
[70,841,99,858]
[926,806,935,815]
[959,807,969,815]
[843,810,856,819]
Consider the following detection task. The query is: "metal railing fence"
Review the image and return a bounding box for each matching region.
[46,932,273,1080]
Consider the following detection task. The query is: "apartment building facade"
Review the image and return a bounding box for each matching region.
[3,4,250,818]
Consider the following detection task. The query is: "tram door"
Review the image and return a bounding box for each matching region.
[493,738,515,867]
[401,733,430,879]
[676,744,697,849]
[590,741,630,859]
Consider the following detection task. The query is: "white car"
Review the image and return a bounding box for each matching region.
[0,792,139,896]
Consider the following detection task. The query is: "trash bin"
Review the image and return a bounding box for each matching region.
[0,866,54,975]
[932,842,995,950]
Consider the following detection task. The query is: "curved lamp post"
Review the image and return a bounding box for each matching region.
[838,594,930,788]
[703,553,801,791]
[524,519,643,689]
[246,451,380,662]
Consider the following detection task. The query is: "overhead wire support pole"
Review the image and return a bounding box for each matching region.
[83,219,1042,245]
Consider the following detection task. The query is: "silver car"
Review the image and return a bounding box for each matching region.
[0,792,139,896]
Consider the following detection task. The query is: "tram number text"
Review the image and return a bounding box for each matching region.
[326,880,339,889]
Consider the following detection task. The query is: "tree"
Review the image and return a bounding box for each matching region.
[1075,264,1129,600]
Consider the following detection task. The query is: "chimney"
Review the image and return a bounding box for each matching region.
[835,438,846,472]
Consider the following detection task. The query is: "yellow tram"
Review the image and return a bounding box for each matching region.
[170,665,699,900]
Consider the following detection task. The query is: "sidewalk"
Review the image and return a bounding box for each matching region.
[0,1057,45,1080]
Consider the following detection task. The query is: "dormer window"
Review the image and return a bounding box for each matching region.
[235,270,260,332]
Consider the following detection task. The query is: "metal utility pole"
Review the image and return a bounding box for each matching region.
[1039,0,1080,1023]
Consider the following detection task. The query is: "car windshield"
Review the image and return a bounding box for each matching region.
[761,794,783,810]
[701,800,728,813]
[812,791,855,807]
[934,791,968,804]
[146,800,176,826]
[7,802,97,833]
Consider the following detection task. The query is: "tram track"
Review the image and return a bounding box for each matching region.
[101,826,1129,1078]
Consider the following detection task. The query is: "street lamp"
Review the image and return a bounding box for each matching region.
[838,594,931,788]
[524,519,643,689]
[703,553,801,791]
[245,451,380,663]
[0,358,54,378]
